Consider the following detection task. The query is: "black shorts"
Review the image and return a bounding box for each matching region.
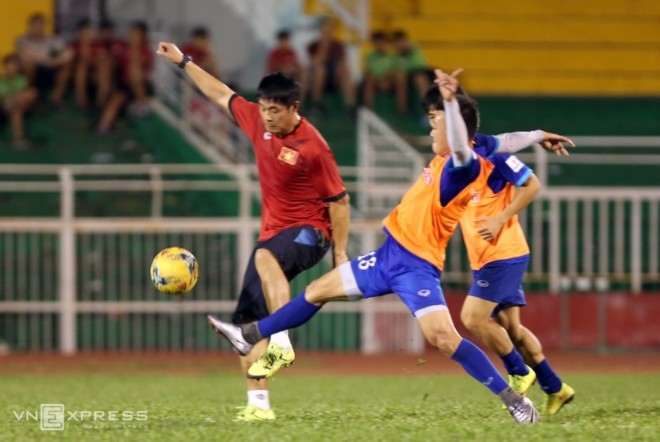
[231,225,331,324]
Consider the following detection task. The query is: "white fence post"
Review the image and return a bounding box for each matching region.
[58,167,77,355]
[631,197,642,293]
[549,196,561,293]
[149,166,163,218]
[236,166,254,290]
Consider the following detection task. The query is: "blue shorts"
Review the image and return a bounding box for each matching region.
[338,234,447,317]
[469,257,529,316]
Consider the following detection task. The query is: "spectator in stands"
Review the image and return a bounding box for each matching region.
[97,19,124,101]
[69,19,107,109]
[266,30,306,104]
[392,30,431,106]
[362,31,407,114]
[97,21,153,133]
[307,17,355,114]
[0,53,38,149]
[98,19,124,54]
[181,27,221,79]
[15,12,73,104]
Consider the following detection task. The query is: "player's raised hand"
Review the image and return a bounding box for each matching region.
[540,132,575,156]
[156,42,184,65]
[434,68,463,102]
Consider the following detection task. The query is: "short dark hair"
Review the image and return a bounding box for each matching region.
[29,13,46,24]
[370,31,387,42]
[3,53,20,66]
[277,30,290,40]
[191,27,209,38]
[257,72,300,107]
[391,29,407,41]
[421,85,480,140]
[76,18,91,30]
[131,20,148,34]
[100,19,115,30]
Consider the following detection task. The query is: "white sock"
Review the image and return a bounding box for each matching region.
[247,390,270,410]
[269,330,292,350]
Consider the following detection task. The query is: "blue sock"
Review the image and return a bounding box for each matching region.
[257,292,320,338]
[451,339,509,395]
[501,349,529,376]
[533,359,563,394]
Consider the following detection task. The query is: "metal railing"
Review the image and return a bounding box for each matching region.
[151,62,254,165]
[357,108,425,217]
[315,0,371,40]
[1,165,659,355]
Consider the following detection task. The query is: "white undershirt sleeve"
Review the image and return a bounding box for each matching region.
[496,130,545,154]
[443,99,474,167]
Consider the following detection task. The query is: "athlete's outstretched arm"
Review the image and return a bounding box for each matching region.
[157,42,235,111]
[329,195,351,266]
[475,173,541,241]
[435,69,473,166]
[496,131,575,156]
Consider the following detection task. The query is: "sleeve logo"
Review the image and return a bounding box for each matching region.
[505,155,524,173]
[278,146,300,165]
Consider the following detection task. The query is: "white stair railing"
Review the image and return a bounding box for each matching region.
[358,107,425,217]
[314,0,371,39]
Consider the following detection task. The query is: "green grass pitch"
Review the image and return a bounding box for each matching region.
[3,373,659,441]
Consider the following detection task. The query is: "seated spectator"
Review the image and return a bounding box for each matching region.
[69,18,106,108]
[0,53,38,148]
[15,12,73,104]
[96,19,124,104]
[307,17,355,113]
[181,27,221,79]
[266,30,306,103]
[362,31,406,114]
[97,21,153,133]
[98,19,124,55]
[392,30,432,105]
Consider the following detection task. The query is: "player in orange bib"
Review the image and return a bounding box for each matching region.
[209,69,541,424]
[456,125,576,413]
[416,83,577,415]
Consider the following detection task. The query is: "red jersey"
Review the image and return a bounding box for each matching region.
[229,95,346,241]
[70,39,104,62]
[182,45,211,67]
[112,41,153,84]
[266,48,299,74]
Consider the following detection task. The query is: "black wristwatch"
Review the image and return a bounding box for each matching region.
[177,54,193,68]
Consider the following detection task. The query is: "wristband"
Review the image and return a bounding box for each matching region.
[177,54,193,69]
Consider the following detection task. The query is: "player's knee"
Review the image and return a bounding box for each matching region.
[254,248,276,269]
[305,276,332,304]
[460,311,487,335]
[423,324,460,356]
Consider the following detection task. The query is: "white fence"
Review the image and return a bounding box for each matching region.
[0,164,659,354]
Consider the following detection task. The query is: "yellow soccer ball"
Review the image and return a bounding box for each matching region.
[150,247,199,295]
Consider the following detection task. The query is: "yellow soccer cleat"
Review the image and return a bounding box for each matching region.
[247,341,295,380]
[234,405,276,422]
[509,365,537,396]
[545,383,575,415]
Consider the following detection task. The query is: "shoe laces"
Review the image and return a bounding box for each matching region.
[261,349,279,368]
[509,400,531,422]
